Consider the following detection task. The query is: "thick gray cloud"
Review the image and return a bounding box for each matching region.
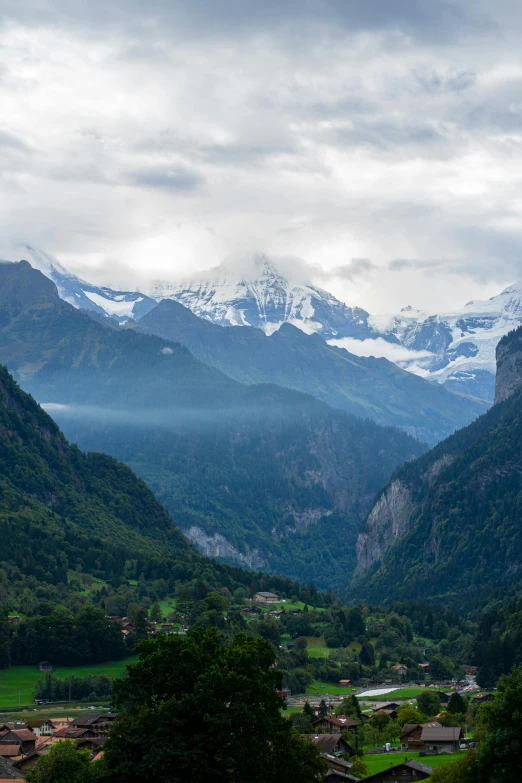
[1,0,522,312]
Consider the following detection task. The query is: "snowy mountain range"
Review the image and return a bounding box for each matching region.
[20,248,522,401]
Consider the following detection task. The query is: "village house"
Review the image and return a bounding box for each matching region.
[392,664,408,677]
[254,592,279,602]
[325,770,359,782]
[303,734,352,755]
[321,754,359,780]
[70,713,118,736]
[400,722,442,751]
[362,760,433,782]
[312,716,360,734]
[53,727,95,740]
[25,719,54,738]
[372,702,401,712]
[38,661,52,673]
[7,617,20,626]
[472,692,495,705]
[420,726,463,754]
[338,679,351,687]
[0,729,37,756]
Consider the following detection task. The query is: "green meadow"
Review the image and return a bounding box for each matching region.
[0,658,138,710]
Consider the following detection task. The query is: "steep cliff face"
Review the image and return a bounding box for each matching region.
[355,480,414,575]
[495,326,522,403]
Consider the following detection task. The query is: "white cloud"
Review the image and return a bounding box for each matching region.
[329,337,433,363]
[1,2,522,312]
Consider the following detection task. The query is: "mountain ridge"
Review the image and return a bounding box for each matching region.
[0,260,424,588]
[20,248,522,402]
[352,327,522,609]
[135,297,487,446]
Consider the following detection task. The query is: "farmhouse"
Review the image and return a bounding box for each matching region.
[400,722,442,751]
[0,729,36,755]
[392,664,407,677]
[254,592,279,602]
[362,760,433,782]
[70,714,118,736]
[420,725,463,753]
[303,734,352,755]
[312,716,360,733]
[25,720,54,738]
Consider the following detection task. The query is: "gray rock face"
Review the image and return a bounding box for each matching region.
[495,335,522,403]
[185,525,266,570]
[355,480,414,575]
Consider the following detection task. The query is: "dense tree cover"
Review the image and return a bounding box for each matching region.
[431,665,522,783]
[102,629,326,783]
[11,606,125,666]
[260,600,473,695]
[0,359,339,671]
[26,741,104,783]
[472,595,522,686]
[35,672,113,702]
[354,389,522,609]
[55,405,421,591]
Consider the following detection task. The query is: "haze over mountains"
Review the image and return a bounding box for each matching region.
[23,247,522,403]
[1,254,522,611]
[0,259,424,589]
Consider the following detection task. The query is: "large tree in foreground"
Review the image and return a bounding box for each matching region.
[103,629,326,783]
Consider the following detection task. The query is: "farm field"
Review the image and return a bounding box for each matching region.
[364,751,466,776]
[0,658,138,709]
[306,679,354,696]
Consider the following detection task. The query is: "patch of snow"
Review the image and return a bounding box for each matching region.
[83,290,143,317]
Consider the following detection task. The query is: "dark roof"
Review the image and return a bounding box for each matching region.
[363,760,433,780]
[325,770,359,782]
[421,726,462,742]
[0,754,24,779]
[5,731,35,742]
[401,721,441,735]
[71,713,117,727]
[302,735,348,754]
[53,728,90,739]
[255,592,278,598]
[312,716,359,728]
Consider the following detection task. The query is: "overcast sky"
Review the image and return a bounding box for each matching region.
[2,0,522,312]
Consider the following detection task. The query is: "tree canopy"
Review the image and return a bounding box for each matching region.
[103,629,326,783]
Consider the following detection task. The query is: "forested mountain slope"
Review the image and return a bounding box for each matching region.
[0,360,191,595]
[353,363,522,609]
[0,261,424,589]
[135,299,486,446]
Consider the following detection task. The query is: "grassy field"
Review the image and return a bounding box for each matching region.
[0,658,138,709]
[361,687,426,701]
[306,679,354,696]
[364,751,465,775]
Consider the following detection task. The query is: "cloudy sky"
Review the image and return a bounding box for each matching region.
[2,0,522,312]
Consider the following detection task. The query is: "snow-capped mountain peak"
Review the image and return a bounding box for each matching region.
[11,248,522,402]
